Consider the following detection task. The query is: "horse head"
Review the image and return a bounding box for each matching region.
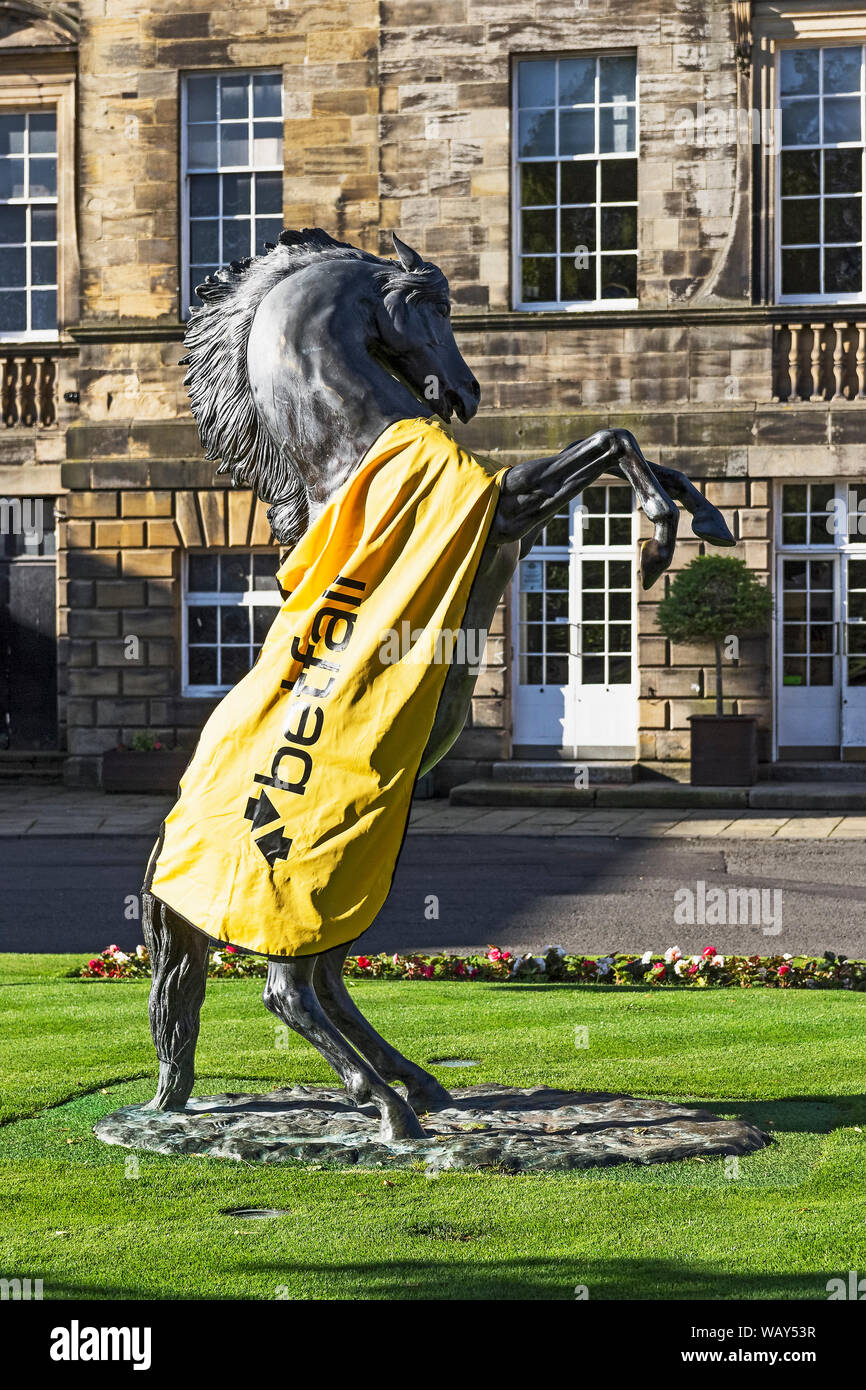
[180,228,480,547]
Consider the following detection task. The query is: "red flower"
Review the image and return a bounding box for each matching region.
[702,946,716,958]
[778,963,791,976]
[423,965,435,979]
[225,945,237,954]
[357,955,371,969]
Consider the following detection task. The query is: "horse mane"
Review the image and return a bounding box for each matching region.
[181,227,449,546]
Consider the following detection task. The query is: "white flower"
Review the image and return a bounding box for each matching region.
[783,953,793,961]
[691,955,702,966]
[596,955,615,977]
[673,959,687,976]
[543,944,566,957]
[712,955,724,967]
[113,950,129,964]
[135,944,146,960]
[664,946,682,964]
[212,952,222,965]
[641,951,653,965]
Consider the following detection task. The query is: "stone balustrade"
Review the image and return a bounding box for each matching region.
[773,319,866,404]
[1,352,59,427]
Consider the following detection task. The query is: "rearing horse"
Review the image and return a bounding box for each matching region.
[142,229,734,1142]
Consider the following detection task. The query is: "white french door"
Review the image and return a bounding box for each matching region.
[776,481,866,757]
[511,484,638,758]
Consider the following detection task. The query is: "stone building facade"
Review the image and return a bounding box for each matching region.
[2,0,866,788]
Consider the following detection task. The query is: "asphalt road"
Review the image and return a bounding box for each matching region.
[2,832,865,959]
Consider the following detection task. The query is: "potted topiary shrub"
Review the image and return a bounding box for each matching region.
[655,554,773,786]
[101,732,189,794]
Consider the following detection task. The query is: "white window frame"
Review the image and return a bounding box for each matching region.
[511,51,639,313]
[777,479,866,550]
[0,108,59,341]
[180,69,284,319]
[775,41,866,306]
[182,549,282,697]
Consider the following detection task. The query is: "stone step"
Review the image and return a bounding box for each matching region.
[0,751,64,783]
[449,779,866,812]
[491,760,637,785]
[759,761,866,784]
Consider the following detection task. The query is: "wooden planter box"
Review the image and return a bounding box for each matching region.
[101,749,189,794]
[689,715,758,787]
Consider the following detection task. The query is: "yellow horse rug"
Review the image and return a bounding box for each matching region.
[148,415,506,956]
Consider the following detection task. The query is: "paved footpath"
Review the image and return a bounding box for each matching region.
[1,786,865,840]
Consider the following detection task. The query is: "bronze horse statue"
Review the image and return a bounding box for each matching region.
[142,229,734,1141]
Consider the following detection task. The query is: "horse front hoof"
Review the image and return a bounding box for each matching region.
[407,1078,453,1115]
[379,1106,426,1142]
[639,539,670,589]
[691,506,736,547]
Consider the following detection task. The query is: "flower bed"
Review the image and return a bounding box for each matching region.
[77,943,866,990]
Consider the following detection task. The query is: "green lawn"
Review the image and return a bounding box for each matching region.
[2,953,865,1300]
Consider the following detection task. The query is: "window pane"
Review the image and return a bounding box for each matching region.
[781,149,820,195]
[189,173,219,215]
[824,244,861,293]
[825,148,862,194]
[253,73,282,118]
[253,605,278,642]
[781,198,819,244]
[188,605,217,642]
[31,245,56,286]
[601,253,637,298]
[221,553,249,591]
[28,159,56,198]
[561,206,596,251]
[222,172,251,215]
[189,124,217,167]
[521,161,556,206]
[599,56,636,104]
[601,205,637,250]
[188,553,218,590]
[782,100,819,146]
[559,57,595,105]
[190,220,219,262]
[561,254,596,300]
[252,122,282,164]
[31,206,56,241]
[220,606,250,643]
[220,75,249,120]
[522,207,556,253]
[220,124,249,166]
[599,105,635,154]
[0,291,27,332]
[557,161,593,205]
[559,109,595,156]
[782,246,820,294]
[520,256,556,302]
[0,247,25,286]
[29,112,56,153]
[0,160,25,199]
[188,646,217,686]
[188,75,217,123]
[824,47,863,95]
[824,196,861,242]
[518,109,555,158]
[0,206,25,242]
[601,158,637,202]
[823,97,861,145]
[31,289,56,330]
[254,217,282,254]
[0,114,25,155]
[781,49,820,97]
[255,172,282,214]
[518,60,556,108]
[223,219,251,262]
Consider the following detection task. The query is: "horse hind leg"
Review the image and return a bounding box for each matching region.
[141,892,209,1111]
[263,956,425,1142]
[314,941,453,1116]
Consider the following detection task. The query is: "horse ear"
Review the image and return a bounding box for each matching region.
[392,232,424,272]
